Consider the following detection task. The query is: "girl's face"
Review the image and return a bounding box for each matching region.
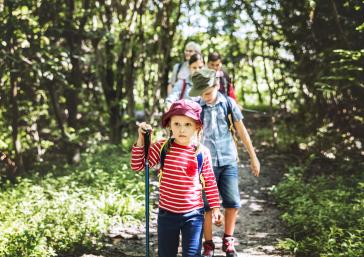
[184,47,196,61]
[170,115,200,146]
[189,60,204,75]
[201,84,219,105]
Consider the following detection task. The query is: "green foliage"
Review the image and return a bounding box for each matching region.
[274,167,364,256]
[0,144,145,257]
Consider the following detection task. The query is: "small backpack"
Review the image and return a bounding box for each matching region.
[159,138,205,188]
[217,71,235,98]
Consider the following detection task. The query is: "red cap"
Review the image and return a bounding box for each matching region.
[162,99,202,128]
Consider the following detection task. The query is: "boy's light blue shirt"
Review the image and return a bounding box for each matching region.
[200,92,244,167]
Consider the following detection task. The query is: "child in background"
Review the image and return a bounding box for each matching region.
[166,53,205,109]
[207,52,237,101]
[167,42,201,95]
[189,69,260,257]
[131,99,223,257]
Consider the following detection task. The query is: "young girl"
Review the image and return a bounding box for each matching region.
[165,53,205,109]
[131,99,223,257]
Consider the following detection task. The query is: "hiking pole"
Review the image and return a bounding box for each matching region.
[144,129,151,257]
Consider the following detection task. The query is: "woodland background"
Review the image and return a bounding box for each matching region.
[0,0,363,256]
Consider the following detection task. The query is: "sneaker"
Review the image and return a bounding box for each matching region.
[222,236,237,257]
[202,241,215,257]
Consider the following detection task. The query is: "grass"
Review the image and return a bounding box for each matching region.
[0,144,146,257]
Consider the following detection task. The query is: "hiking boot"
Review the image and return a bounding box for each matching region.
[222,236,237,257]
[202,240,215,257]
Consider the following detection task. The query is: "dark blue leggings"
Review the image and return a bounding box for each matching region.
[158,208,204,257]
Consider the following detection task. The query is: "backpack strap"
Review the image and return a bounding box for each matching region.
[200,96,238,151]
[196,151,205,189]
[199,95,234,128]
[158,138,174,185]
[179,79,187,100]
[223,95,239,146]
[176,62,183,77]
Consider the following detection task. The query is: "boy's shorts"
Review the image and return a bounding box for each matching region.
[204,163,241,210]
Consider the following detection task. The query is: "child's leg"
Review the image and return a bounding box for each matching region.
[181,208,204,257]
[203,210,213,240]
[158,209,181,257]
[218,163,241,254]
[224,208,238,235]
[219,163,241,214]
[202,191,213,241]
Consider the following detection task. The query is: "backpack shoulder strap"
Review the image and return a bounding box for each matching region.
[179,79,187,100]
[199,99,205,125]
[160,138,174,168]
[222,94,234,125]
[196,151,203,174]
[176,62,183,76]
[159,138,174,185]
[196,150,205,189]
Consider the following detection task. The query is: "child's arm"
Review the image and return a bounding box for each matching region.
[201,149,223,225]
[234,120,260,176]
[212,208,223,227]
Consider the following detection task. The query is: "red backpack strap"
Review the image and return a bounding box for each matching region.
[179,79,187,100]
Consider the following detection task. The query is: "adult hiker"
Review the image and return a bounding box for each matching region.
[189,68,260,257]
[165,53,204,109]
[207,52,237,101]
[131,99,223,257]
[167,41,201,95]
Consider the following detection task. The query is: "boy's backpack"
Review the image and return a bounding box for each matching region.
[217,71,237,101]
[200,95,239,148]
[159,138,205,188]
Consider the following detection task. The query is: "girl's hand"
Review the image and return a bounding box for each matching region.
[212,208,223,227]
[250,156,260,177]
[136,122,152,147]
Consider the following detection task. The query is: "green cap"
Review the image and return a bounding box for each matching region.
[189,68,217,97]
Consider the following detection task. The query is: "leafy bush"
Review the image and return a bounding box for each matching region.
[274,166,364,257]
[0,144,145,257]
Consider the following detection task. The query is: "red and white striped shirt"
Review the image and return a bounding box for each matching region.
[131,140,220,213]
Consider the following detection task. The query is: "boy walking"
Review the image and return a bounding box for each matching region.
[207,52,237,101]
[189,69,260,257]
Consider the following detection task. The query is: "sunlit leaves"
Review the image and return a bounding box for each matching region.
[0,146,145,256]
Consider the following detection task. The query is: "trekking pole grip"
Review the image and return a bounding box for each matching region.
[144,129,151,159]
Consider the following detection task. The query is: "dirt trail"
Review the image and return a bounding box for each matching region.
[76,114,294,257]
[75,151,294,257]
[208,151,293,257]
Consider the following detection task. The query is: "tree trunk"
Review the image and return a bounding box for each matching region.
[63,0,82,163]
[6,0,24,174]
[261,44,277,146]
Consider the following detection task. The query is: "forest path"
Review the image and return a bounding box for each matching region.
[75,114,294,257]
